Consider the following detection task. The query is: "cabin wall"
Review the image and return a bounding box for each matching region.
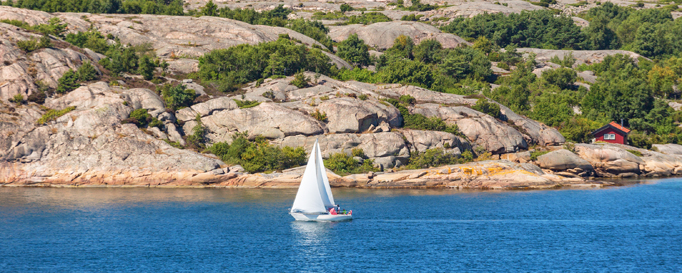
[594,128,626,144]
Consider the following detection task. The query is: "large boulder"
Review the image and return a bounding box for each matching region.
[575,144,644,175]
[316,97,402,133]
[176,96,239,122]
[328,21,470,50]
[411,104,527,154]
[536,149,594,174]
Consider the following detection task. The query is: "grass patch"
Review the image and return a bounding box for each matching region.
[37,106,76,125]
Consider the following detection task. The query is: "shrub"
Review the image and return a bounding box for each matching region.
[127,108,152,127]
[627,149,643,156]
[234,99,261,109]
[290,71,310,88]
[351,148,366,158]
[56,70,79,94]
[324,152,379,175]
[10,94,23,104]
[340,3,353,12]
[336,33,371,67]
[38,35,52,48]
[76,62,99,82]
[399,95,416,105]
[311,109,327,121]
[472,98,501,118]
[262,90,276,100]
[208,134,307,173]
[138,55,156,80]
[406,148,460,169]
[161,84,196,110]
[27,91,46,104]
[149,118,163,129]
[530,150,549,161]
[358,94,368,100]
[16,38,39,52]
[186,114,206,149]
[37,106,76,125]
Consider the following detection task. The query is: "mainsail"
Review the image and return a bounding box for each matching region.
[291,140,335,214]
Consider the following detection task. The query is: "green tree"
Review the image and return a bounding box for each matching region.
[161,84,196,110]
[336,33,371,67]
[56,70,79,94]
[413,39,443,64]
[137,55,156,80]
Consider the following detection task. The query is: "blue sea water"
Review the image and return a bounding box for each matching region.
[1,178,682,272]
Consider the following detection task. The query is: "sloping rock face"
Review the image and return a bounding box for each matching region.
[0,22,102,102]
[653,143,682,155]
[328,21,470,50]
[411,103,527,154]
[401,129,471,155]
[573,143,682,177]
[517,48,646,67]
[0,82,230,186]
[437,1,542,18]
[316,97,401,133]
[0,6,352,69]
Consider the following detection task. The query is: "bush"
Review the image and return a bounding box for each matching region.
[76,62,99,82]
[336,33,371,67]
[198,38,335,93]
[10,94,23,104]
[186,114,206,149]
[627,149,643,156]
[234,99,261,109]
[161,84,196,110]
[358,94,368,100]
[324,152,379,175]
[208,134,307,173]
[37,106,76,125]
[472,98,501,118]
[138,55,156,80]
[27,91,46,104]
[351,148,366,158]
[38,35,52,49]
[340,3,353,12]
[530,150,549,161]
[311,109,327,121]
[127,108,152,127]
[56,70,79,94]
[291,71,310,88]
[406,148,461,169]
[16,38,39,52]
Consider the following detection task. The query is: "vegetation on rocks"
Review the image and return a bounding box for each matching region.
[36,106,76,125]
[406,148,467,169]
[324,151,378,176]
[56,62,99,94]
[198,37,335,92]
[160,84,196,110]
[125,108,162,129]
[208,134,307,173]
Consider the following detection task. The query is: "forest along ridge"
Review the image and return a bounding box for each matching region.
[2,1,682,190]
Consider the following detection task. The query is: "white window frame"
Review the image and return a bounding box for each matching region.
[604,134,616,140]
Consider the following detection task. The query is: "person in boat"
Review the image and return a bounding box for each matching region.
[342,209,347,214]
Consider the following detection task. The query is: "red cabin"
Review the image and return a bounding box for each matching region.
[592,122,630,145]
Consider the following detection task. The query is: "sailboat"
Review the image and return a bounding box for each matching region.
[290,140,352,222]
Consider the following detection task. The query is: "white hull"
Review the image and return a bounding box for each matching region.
[290,212,353,222]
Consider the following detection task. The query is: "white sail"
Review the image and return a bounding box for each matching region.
[291,140,328,214]
[316,141,335,207]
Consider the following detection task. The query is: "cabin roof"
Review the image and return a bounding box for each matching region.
[592,121,631,136]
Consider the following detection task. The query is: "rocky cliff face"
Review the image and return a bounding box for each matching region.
[0,21,103,101]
